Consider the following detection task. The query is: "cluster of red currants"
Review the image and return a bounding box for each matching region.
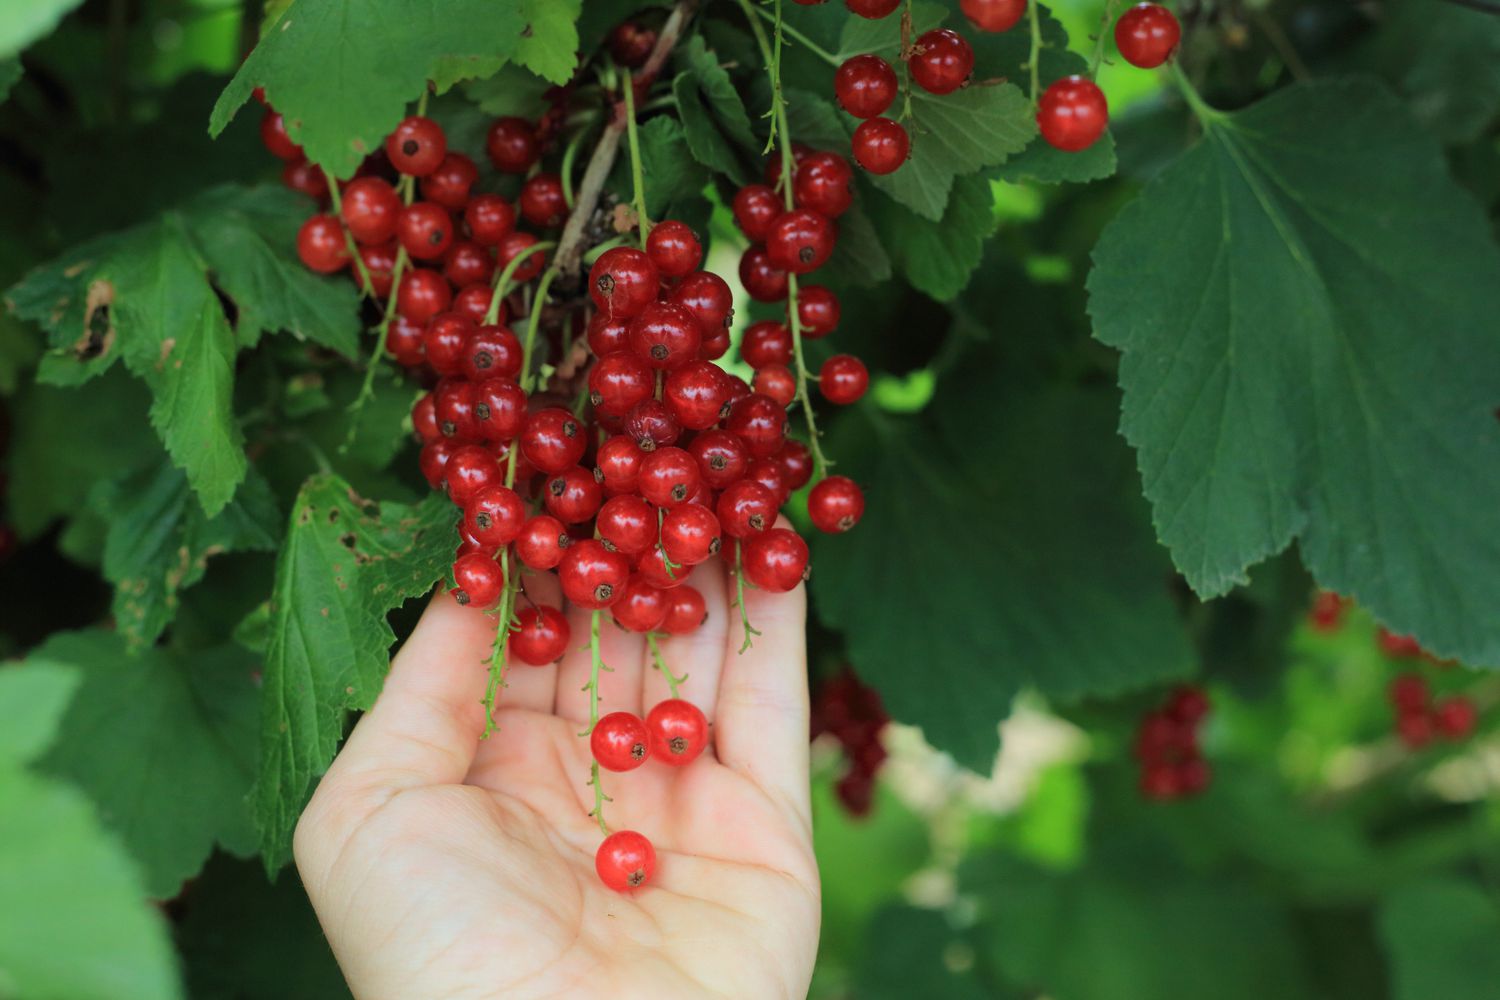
[1388,673,1477,750]
[1307,589,1348,631]
[811,670,890,817]
[1134,684,1212,801]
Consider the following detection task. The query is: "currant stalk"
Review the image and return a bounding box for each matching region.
[733,542,762,653]
[1027,0,1042,103]
[622,67,652,246]
[646,632,687,700]
[586,610,613,834]
[318,167,378,298]
[748,4,840,66]
[1087,0,1124,74]
[1170,61,1225,128]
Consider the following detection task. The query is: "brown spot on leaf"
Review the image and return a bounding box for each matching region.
[74,280,116,361]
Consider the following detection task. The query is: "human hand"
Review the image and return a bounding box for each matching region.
[293,556,819,1000]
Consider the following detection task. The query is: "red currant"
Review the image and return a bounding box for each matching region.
[515,515,571,570]
[796,285,840,338]
[452,283,502,325]
[411,392,440,442]
[359,240,399,297]
[464,193,517,245]
[629,300,701,369]
[910,29,974,95]
[589,246,660,320]
[624,398,682,452]
[725,394,788,458]
[1388,674,1430,712]
[647,699,709,766]
[560,539,632,609]
[717,479,778,538]
[341,176,401,244]
[639,447,701,508]
[444,445,503,506]
[520,172,568,228]
[794,151,854,218]
[740,246,789,302]
[663,360,729,430]
[589,350,655,417]
[742,321,794,368]
[846,0,900,17]
[746,457,790,505]
[1114,3,1181,69]
[732,184,783,242]
[424,312,476,376]
[497,231,545,282]
[1433,697,1478,740]
[609,21,657,68]
[775,440,814,491]
[486,117,538,174]
[397,202,454,260]
[820,354,869,404]
[613,577,670,632]
[473,377,528,441]
[520,408,587,474]
[462,325,523,381]
[646,220,703,278]
[669,271,733,337]
[689,430,750,489]
[261,110,302,160]
[835,55,898,119]
[435,378,479,439]
[545,465,604,524]
[1037,75,1108,152]
[1397,710,1434,749]
[587,313,632,356]
[595,435,645,495]
[660,504,721,565]
[597,494,657,555]
[1165,684,1210,725]
[962,0,1026,31]
[808,476,865,533]
[851,117,910,174]
[451,551,503,608]
[397,268,452,323]
[741,529,809,593]
[661,586,707,634]
[442,240,495,288]
[419,438,461,489]
[387,116,447,175]
[753,365,797,407]
[296,214,348,273]
[511,605,571,664]
[637,544,694,589]
[419,152,479,209]
[595,830,656,891]
[592,711,650,771]
[766,209,835,275]
[282,160,329,201]
[464,485,526,547]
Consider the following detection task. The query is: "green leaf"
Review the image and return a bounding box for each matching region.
[837,2,946,59]
[0,768,184,1000]
[0,313,39,393]
[866,172,995,300]
[614,116,711,221]
[812,365,1194,771]
[1379,879,1500,1000]
[210,0,531,178]
[1087,80,1500,664]
[816,201,892,288]
[102,462,281,648]
[254,478,456,870]
[514,0,581,85]
[0,661,80,765]
[32,631,260,897]
[0,0,85,59]
[461,63,552,117]
[855,906,992,1000]
[0,57,21,99]
[673,36,759,186]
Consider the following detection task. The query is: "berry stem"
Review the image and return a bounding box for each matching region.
[733,542,762,653]
[747,4,840,66]
[483,239,558,326]
[896,0,916,122]
[621,67,652,247]
[1087,0,1123,75]
[480,550,517,738]
[1027,0,1042,104]
[647,632,686,700]
[343,181,414,449]
[1169,61,1224,127]
[318,168,378,299]
[518,266,559,393]
[586,609,612,835]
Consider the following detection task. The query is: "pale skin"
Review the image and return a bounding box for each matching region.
[294,553,820,1000]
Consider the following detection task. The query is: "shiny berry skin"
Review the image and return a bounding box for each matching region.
[419,438,460,488]
[544,465,604,524]
[664,360,730,430]
[419,152,479,209]
[589,246,659,320]
[520,172,568,227]
[612,577,670,632]
[647,699,709,766]
[297,215,349,273]
[835,55,898,118]
[589,350,655,418]
[609,21,656,67]
[661,504,721,565]
[1114,3,1181,69]
[766,209,835,275]
[497,231,545,282]
[753,365,797,407]
[962,0,1027,31]
[444,445,503,506]
[669,271,734,337]
[661,586,707,634]
[851,117,910,174]
[511,605,571,664]
[636,544,694,589]
[451,552,503,608]
[261,110,302,160]
[282,159,329,201]
[453,284,501,324]
[742,321,794,368]
[472,377,527,441]
[725,394,788,458]
[794,152,854,218]
[520,408,587,474]
[435,378,479,439]
[746,457,790,505]
[464,193,517,245]
[486,116,538,174]
[387,116,447,175]
[595,435,645,495]
[340,176,401,244]
[646,220,703,278]
[359,240,399,297]
[1388,673,1429,712]
[516,515,572,570]
[443,240,495,287]
[464,485,526,547]
[717,479,778,538]
[846,0,901,16]
[462,325,523,381]
[1434,697,1478,740]
[397,268,452,323]
[592,711,651,771]
[699,328,731,362]
[412,392,440,442]
[560,539,631,609]
[742,528,810,592]
[689,430,750,489]
[397,202,454,260]
[739,245,789,302]
[595,830,656,891]
[587,313,631,356]
[639,447,701,508]
[624,398,682,452]
[820,354,869,404]
[1037,75,1109,152]
[597,494,657,555]
[796,285,840,338]
[629,301,701,369]
[910,29,974,95]
[775,440,814,491]
[808,476,865,533]
[424,312,476,377]
[732,184,783,242]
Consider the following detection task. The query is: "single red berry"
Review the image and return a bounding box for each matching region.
[846,0,901,17]
[775,440,814,491]
[909,28,974,95]
[435,377,479,439]
[688,429,750,490]
[588,350,654,417]
[597,494,657,555]
[639,447,701,508]
[588,313,632,356]
[464,193,517,245]
[411,392,440,442]
[1140,761,1181,800]
[1397,709,1435,750]
[669,271,734,337]
[424,312,476,377]
[511,605,571,664]
[624,398,683,452]
[794,151,854,218]
[296,214,348,273]
[516,515,572,570]
[560,539,631,609]
[359,240,399,298]
[443,240,495,288]
[589,246,660,320]
[464,485,526,547]
[1308,590,1347,631]
[387,116,447,175]
[1114,3,1181,69]
[497,231,545,282]
[742,529,810,593]
[472,377,528,441]
[1378,628,1425,659]
[486,116,538,174]
[742,321,794,369]
[647,699,709,766]
[545,465,604,524]
[722,372,754,407]
[646,220,704,278]
[387,315,426,367]
[740,245,790,302]
[419,438,462,489]
[1037,75,1109,152]
[766,209,835,275]
[629,300,702,369]
[520,408,587,474]
[820,354,869,404]
[397,202,454,260]
[753,365,797,407]
[1166,684,1210,725]
[260,109,302,160]
[462,325,523,382]
[962,0,1027,31]
[717,479,778,538]
[595,830,656,891]
[419,152,479,209]
[452,283,502,325]
[1433,697,1478,740]
[699,328,731,361]
[796,286,840,339]
[451,551,504,608]
[636,544,695,589]
[341,176,401,244]
[835,55,898,119]
[661,504,721,565]
[746,457,790,505]
[595,435,646,496]
[444,445,503,506]
[609,21,657,68]
[1388,673,1430,712]
[808,476,865,533]
[520,172,568,228]
[661,586,707,634]
[613,577,670,632]
[282,159,329,201]
[851,117,910,174]
[397,268,452,323]
[725,393,788,458]
[836,769,875,816]
[592,711,651,771]
[663,360,730,430]
[732,184,783,242]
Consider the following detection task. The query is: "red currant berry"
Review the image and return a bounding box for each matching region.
[444,445,503,506]
[699,328,731,361]
[424,312,476,376]
[661,504,721,565]
[412,392,440,442]
[464,485,526,547]
[589,246,659,320]
[845,0,900,17]
[669,271,734,337]
[1378,628,1425,659]
[609,21,657,68]
[1176,756,1211,795]
[397,268,452,323]
[636,544,694,589]
[452,283,502,325]
[613,577,670,632]
[592,711,650,771]
[639,446,701,508]
[435,378,479,439]
[261,110,302,160]
[387,116,447,175]
[560,539,631,609]
[597,494,657,555]
[296,214,349,273]
[443,240,495,288]
[283,159,329,201]
[1433,697,1478,740]
[808,476,865,533]
[663,360,730,430]
[796,285,841,339]
[1037,75,1109,152]
[588,351,654,417]
[775,440,814,491]
[766,209,835,275]
[462,325,523,381]
[595,830,656,891]
[1397,709,1434,749]
[624,398,682,452]
[732,184,783,242]
[741,528,809,592]
[419,438,461,488]
[520,408,587,474]
[753,365,797,407]
[661,586,708,634]
[717,479,778,538]
[725,393,788,458]
[419,152,479,209]
[1388,673,1430,712]
[511,605,571,664]
[516,514,572,570]
[835,55,899,119]
[910,28,974,95]
[1114,3,1181,69]
[629,300,701,369]
[746,457,790,505]
[497,231,545,282]
[962,0,1027,32]
[544,465,604,524]
[486,116,538,174]
[359,240,399,298]
[794,151,854,218]
[739,245,789,302]
[852,117,910,174]
[820,354,869,404]
[1166,684,1210,725]
[451,552,503,608]
[341,176,401,244]
[647,699,709,766]
[595,435,645,495]
[472,377,527,441]
[464,193,517,245]
[520,172,568,228]
[1140,761,1181,800]
[397,202,454,260]
[587,313,631,356]
[689,430,750,489]
[742,321,794,368]
[646,220,703,278]
[387,315,426,367]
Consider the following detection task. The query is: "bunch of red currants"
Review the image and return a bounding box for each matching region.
[811,669,890,817]
[1134,684,1212,801]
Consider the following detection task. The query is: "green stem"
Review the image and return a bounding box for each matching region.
[483,240,558,326]
[1087,0,1123,75]
[581,233,633,267]
[733,542,761,653]
[481,551,516,737]
[621,68,651,246]
[1027,0,1042,103]
[320,167,378,299]
[749,3,841,65]
[585,611,613,834]
[1170,61,1224,127]
[518,267,558,393]
[646,632,686,700]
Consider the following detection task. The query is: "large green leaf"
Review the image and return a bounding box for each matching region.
[254,478,456,870]
[1088,79,1500,665]
[0,0,85,59]
[32,631,260,897]
[1379,879,1500,1000]
[210,0,542,177]
[673,36,759,186]
[866,172,995,301]
[0,662,79,765]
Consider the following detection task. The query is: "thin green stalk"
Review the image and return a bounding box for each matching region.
[585,611,613,834]
[481,551,516,737]
[483,240,558,326]
[1027,0,1042,103]
[749,3,840,65]
[647,632,686,700]
[621,68,651,245]
[319,167,377,298]
[1170,61,1224,127]
[733,543,761,653]
[518,267,558,393]
[1087,0,1123,74]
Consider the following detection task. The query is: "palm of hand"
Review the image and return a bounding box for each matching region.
[295,562,819,1000]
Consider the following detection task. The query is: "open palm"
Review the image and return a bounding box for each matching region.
[293,557,820,1000]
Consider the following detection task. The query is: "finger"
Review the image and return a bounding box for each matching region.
[496,568,563,716]
[714,531,811,827]
[641,559,731,720]
[553,601,646,723]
